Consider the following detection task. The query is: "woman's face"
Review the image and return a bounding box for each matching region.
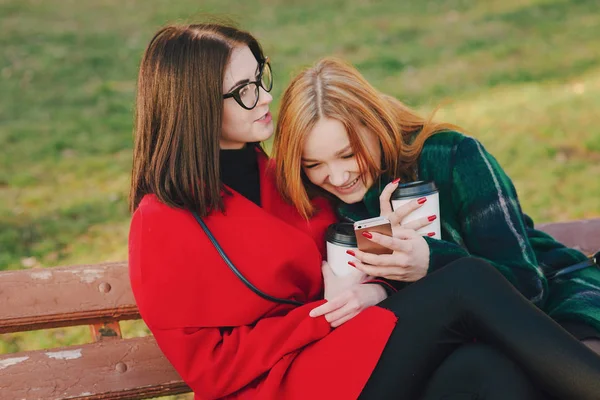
[221,46,273,149]
[301,117,381,204]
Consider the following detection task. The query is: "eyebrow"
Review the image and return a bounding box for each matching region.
[226,64,261,93]
[301,145,352,162]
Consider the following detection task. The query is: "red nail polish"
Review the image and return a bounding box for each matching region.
[346,250,355,256]
[361,232,373,239]
[428,215,437,222]
[427,232,435,237]
[348,261,356,268]
[417,197,427,204]
[392,178,401,184]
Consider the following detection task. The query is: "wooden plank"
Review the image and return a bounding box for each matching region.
[0,336,191,400]
[0,262,139,334]
[537,218,600,256]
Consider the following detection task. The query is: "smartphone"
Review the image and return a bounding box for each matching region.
[354,216,394,255]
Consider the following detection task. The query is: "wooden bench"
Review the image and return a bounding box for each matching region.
[1,219,599,399]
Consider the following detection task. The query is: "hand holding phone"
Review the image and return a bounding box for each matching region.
[354,216,394,255]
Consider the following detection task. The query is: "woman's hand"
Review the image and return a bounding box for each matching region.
[379,179,435,235]
[310,282,387,327]
[309,261,384,328]
[349,228,431,282]
[320,261,367,300]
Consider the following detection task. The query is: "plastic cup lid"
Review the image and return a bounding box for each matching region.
[391,180,438,199]
[326,222,357,246]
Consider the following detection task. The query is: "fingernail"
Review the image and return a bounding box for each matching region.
[428,215,437,222]
[417,197,427,204]
[392,178,401,184]
[348,261,356,268]
[361,232,373,239]
[427,232,435,237]
[346,250,355,256]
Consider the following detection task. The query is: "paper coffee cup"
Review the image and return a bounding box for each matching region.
[326,222,361,276]
[391,181,441,239]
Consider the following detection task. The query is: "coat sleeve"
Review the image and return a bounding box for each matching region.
[524,214,600,333]
[129,207,332,399]
[427,136,547,306]
[153,302,331,399]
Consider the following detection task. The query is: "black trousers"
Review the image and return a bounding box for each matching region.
[422,343,545,400]
[359,257,600,400]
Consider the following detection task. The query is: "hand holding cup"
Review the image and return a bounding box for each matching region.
[379,179,441,239]
[310,261,385,328]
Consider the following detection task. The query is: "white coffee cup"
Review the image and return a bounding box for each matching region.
[391,181,441,239]
[326,222,361,276]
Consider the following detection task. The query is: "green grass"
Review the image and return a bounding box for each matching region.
[2,0,600,270]
[1,0,600,397]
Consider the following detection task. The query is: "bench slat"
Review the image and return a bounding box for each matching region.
[537,218,600,256]
[0,336,190,400]
[0,262,139,334]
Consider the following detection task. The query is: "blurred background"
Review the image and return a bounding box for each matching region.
[1,0,599,398]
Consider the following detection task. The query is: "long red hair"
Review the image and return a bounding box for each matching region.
[273,57,460,219]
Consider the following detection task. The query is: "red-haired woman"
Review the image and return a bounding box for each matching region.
[273,58,600,356]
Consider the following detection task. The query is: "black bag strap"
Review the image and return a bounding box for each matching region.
[548,251,600,280]
[192,211,304,306]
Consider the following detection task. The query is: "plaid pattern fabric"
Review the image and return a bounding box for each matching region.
[338,130,600,331]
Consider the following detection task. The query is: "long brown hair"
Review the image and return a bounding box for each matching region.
[130,23,266,216]
[272,57,460,219]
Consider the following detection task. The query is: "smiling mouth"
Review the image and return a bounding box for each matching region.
[337,176,359,190]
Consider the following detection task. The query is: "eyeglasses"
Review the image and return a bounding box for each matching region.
[223,58,273,110]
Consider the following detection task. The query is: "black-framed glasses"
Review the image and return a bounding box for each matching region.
[223,58,273,110]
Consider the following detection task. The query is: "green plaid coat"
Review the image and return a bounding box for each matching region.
[338,130,600,335]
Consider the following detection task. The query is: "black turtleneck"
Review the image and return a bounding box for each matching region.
[220,144,261,206]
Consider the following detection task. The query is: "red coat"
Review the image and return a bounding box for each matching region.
[128,154,397,400]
